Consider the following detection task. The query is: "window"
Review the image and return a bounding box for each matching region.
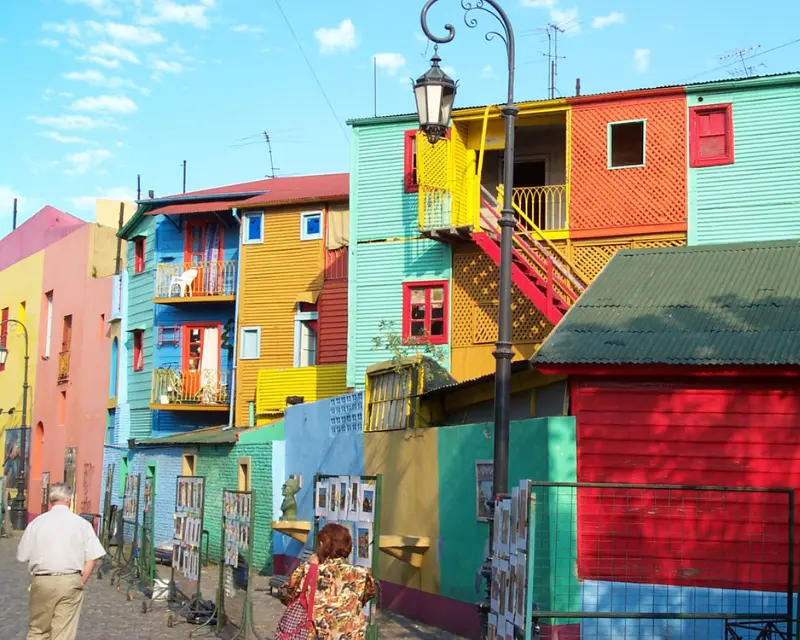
[243,213,263,244]
[300,211,323,241]
[293,310,318,367]
[132,330,144,372]
[238,458,251,491]
[105,410,115,445]
[99,314,105,341]
[119,455,129,497]
[109,337,119,398]
[402,281,448,344]
[239,326,261,360]
[61,315,72,353]
[0,307,8,372]
[58,390,67,426]
[45,291,53,358]
[690,103,734,167]
[404,130,419,193]
[134,237,145,274]
[182,454,196,476]
[608,120,646,169]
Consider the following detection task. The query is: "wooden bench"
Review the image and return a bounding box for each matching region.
[267,548,313,595]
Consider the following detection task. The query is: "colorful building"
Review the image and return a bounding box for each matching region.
[232,174,350,426]
[532,240,800,638]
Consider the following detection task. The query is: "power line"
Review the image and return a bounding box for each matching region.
[679,37,800,83]
[273,0,349,144]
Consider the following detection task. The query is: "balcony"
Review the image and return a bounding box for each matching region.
[150,368,231,411]
[154,260,237,304]
[511,185,568,234]
[57,351,70,383]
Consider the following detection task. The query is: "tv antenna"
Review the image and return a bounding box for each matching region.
[263,131,278,179]
[720,46,763,78]
[545,23,566,99]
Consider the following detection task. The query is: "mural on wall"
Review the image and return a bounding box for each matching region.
[476,460,493,522]
[3,428,29,491]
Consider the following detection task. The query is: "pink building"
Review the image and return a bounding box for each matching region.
[29,222,120,519]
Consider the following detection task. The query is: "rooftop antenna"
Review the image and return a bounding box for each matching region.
[720,45,762,77]
[263,131,277,179]
[137,174,141,200]
[540,23,566,99]
[12,197,18,231]
[182,160,187,193]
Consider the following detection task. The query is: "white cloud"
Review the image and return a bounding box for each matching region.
[634,48,651,73]
[71,95,138,115]
[40,132,89,144]
[81,55,122,68]
[481,64,495,79]
[43,21,81,39]
[592,12,625,29]
[521,0,556,7]
[231,24,265,34]
[86,22,165,45]
[68,186,136,213]
[28,114,114,130]
[665,24,676,31]
[414,32,427,43]
[67,0,123,16]
[151,58,183,73]
[372,52,405,76]
[88,42,140,64]
[37,39,61,48]
[142,1,214,29]
[315,19,356,53]
[63,69,150,94]
[65,149,112,175]
[550,7,580,33]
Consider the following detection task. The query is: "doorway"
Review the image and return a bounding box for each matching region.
[182,324,221,401]
[500,158,548,229]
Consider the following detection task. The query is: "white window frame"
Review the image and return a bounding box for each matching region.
[293,311,318,367]
[242,212,264,244]
[607,118,647,170]
[300,210,323,241]
[239,326,261,360]
[45,291,53,359]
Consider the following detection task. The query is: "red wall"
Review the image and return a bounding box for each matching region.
[317,248,348,365]
[572,378,800,592]
[29,225,113,518]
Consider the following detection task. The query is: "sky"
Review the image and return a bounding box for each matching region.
[0,0,798,235]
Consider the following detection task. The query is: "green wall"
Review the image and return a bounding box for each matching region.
[195,440,273,574]
[437,417,577,611]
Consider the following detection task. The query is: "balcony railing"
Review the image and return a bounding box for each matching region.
[151,368,230,408]
[155,260,237,300]
[57,350,70,382]
[512,185,568,232]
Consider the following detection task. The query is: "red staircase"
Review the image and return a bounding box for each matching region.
[474,187,587,326]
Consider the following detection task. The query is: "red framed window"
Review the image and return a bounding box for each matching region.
[134,237,146,274]
[132,330,144,372]
[402,281,448,344]
[403,130,419,193]
[689,103,734,168]
[0,307,8,372]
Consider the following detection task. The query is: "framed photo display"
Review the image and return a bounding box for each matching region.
[475,460,494,522]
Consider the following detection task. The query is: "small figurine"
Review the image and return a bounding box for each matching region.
[280,477,300,521]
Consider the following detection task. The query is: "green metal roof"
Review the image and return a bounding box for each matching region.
[532,240,800,367]
[136,422,279,447]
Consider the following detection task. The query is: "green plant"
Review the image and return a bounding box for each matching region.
[371,320,445,368]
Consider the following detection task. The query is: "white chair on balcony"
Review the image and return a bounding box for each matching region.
[168,269,198,298]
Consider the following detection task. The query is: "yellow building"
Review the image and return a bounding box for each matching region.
[232,174,351,426]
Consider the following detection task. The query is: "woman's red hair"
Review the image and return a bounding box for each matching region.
[317,523,353,562]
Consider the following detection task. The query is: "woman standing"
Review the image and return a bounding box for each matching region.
[279,522,376,639]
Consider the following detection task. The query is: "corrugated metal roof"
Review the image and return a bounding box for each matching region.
[144,201,242,216]
[533,240,800,367]
[235,173,349,209]
[135,422,276,447]
[348,72,800,125]
[420,360,532,398]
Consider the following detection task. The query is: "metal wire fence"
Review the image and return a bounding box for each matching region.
[527,482,795,640]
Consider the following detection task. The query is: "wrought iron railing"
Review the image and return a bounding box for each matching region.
[57,350,70,382]
[511,184,568,232]
[155,260,237,299]
[151,368,230,406]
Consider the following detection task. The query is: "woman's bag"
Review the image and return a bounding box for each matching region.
[275,563,319,639]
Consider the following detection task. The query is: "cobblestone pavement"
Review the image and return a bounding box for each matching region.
[0,535,461,639]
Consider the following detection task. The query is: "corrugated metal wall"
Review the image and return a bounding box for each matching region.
[236,206,324,425]
[256,364,347,415]
[687,78,800,245]
[347,239,451,388]
[127,216,156,440]
[318,278,347,365]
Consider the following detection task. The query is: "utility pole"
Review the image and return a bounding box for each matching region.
[182,160,187,193]
[12,198,17,231]
[137,174,141,200]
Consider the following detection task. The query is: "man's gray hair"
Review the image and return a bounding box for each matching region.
[49,482,73,504]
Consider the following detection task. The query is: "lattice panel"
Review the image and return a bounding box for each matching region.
[572,234,687,281]
[570,95,687,232]
[417,132,449,189]
[453,252,553,347]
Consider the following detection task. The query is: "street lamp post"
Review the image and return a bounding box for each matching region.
[416,0,517,500]
[414,2,517,636]
[0,318,31,530]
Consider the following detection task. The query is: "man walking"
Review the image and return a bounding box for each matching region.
[17,482,106,639]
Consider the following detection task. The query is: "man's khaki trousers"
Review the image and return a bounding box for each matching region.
[28,574,84,640]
